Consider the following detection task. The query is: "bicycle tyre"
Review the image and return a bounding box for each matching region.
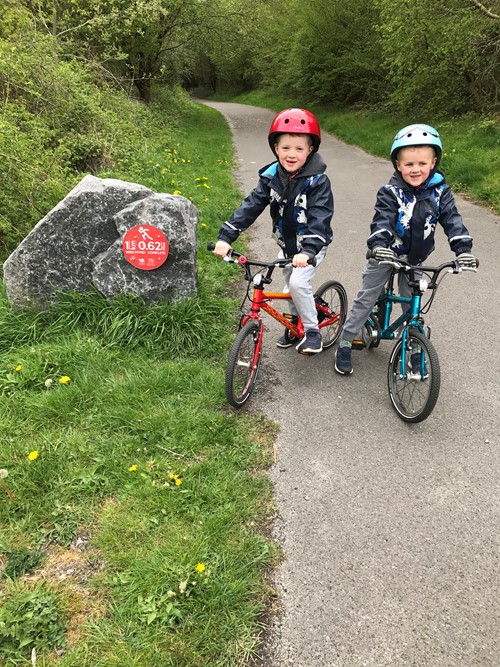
[314,280,348,349]
[225,320,263,408]
[387,330,440,423]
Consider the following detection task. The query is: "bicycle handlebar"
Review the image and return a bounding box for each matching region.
[365,248,479,275]
[207,241,317,267]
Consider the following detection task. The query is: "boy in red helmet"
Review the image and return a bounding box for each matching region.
[214,108,334,354]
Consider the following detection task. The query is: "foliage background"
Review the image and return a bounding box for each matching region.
[1,0,499,260]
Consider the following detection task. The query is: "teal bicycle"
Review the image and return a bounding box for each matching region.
[358,252,478,423]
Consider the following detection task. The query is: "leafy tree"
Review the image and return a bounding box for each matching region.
[375,0,500,115]
[23,0,253,102]
[0,1,181,255]
[176,0,263,94]
[286,0,385,106]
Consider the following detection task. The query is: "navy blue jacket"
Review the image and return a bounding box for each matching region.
[218,153,333,258]
[367,170,473,263]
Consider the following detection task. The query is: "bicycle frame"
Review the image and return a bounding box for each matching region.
[234,257,339,339]
[374,291,424,379]
[366,258,467,379]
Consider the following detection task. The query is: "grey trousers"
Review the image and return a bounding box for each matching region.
[279,246,328,332]
[341,259,412,340]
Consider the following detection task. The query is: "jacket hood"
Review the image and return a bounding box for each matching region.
[299,152,327,178]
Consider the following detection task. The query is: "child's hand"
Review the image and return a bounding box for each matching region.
[214,240,232,258]
[292,252,311,268]
[372,246,395,262]
[456,252,478,269]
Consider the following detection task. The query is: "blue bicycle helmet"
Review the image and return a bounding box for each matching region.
[390,124,442,168]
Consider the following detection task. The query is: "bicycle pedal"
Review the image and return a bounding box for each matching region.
[351,339,366,350]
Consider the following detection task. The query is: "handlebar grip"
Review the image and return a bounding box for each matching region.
[366,249,375,260]
[308,256,317,267]
[207,241,216,251]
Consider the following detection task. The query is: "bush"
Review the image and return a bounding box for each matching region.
[0,5,190,259]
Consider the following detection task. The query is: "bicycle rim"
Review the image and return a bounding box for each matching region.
[225,320,262,407]
[314,280,348,348]
[387,330,440,423]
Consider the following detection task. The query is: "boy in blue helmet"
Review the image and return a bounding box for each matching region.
[335,123,477,376]
[214,108,333,355]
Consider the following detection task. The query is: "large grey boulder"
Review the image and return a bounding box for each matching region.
[93,193,198,303]
[2,175,198,307]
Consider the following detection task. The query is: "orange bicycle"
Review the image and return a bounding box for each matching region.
[208,242,347,407]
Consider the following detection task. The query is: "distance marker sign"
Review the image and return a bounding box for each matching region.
[122,224,169,270]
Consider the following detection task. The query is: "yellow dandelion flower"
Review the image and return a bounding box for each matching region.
[201,223,207,228]
[169,472,182,486]
[28,450,39,461]
[128,464,138,472]
[195,563,206,573]
[15,364,22,372]
[173,190,182,195]
[59,375,71,384]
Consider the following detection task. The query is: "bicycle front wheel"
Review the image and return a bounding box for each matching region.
[387,330,440,423]
[314,280,348,348]
[225,320,263,408]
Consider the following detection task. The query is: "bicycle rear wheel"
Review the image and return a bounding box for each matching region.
[314,280,348,348]
[387,330,440,423]
[225,320,263,408]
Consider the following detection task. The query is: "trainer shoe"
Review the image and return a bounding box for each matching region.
[276,331,300,348]
[277,318,299,348]
[409,352,429,380]
[335,345,353,375]
[296,329,323,355]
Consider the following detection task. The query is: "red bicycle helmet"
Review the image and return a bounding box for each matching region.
[268,108,321,156]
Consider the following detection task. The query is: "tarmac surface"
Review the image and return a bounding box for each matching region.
[201,101,500,667]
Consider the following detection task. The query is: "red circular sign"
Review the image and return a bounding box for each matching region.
[122,225,169,270]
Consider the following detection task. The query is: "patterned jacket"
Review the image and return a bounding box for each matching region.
[218,153,333,258]
[367,170,473,263]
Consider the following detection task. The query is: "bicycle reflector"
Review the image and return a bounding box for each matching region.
[253,274,264,286]
[419,278,429,291]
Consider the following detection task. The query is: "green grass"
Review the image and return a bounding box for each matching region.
[213,90,500,214]
[0,101,278,666]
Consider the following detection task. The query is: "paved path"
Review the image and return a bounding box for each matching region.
[202,101,500,667]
